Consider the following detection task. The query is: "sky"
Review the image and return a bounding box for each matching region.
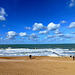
[0,0,75,44]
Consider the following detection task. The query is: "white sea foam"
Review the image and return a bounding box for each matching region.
[0,48,74,57]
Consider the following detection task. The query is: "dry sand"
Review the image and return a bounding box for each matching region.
[0,56,75,75]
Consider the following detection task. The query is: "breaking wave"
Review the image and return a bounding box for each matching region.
[0,47,75,57]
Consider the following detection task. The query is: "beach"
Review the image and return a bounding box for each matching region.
[0,56,75,75]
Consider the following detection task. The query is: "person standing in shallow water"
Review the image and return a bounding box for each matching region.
[29,55,32,59]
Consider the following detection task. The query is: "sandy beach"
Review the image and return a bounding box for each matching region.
[0,56,75,75]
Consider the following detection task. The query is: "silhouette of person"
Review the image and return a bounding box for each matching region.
[70,55,72,57]
[29,55,32,59]
[73,56,74,60]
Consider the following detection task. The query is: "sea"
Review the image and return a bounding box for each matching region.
[0,44,75,57]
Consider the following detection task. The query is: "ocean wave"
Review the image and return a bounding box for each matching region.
[0,48,74,57]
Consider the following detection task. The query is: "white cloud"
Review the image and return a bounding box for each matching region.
[6,31,17,39]
[69,0,75,7]
[63,34,72,38]
[60,38,63,41]
[0,16,6,21]
[54,29,61,34]
[38,22,60,35]
[45,33,73,41]
[0,8,6,16]
[27,33,39,40]
[68,22,75,28]
[47,22,60,31]
[71,32,75,34]
[25,27,31,30]
[60,20,67,24]
[0,37,3,40]
[56,34,64,37]
[19,32,27,37]
[57,34,72,38]
[39,30,49,35]
[0,7,7,21]
[32,23,45,31]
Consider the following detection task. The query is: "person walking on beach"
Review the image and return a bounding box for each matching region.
[29,55,32,59]
[73,56,74,60]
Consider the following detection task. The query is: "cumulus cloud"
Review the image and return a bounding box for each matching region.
[38,22,60,35]
[69,0,75,7]
[6,31,17,39]
[54,29,61,34]
[39,30,49,35]
[25,27,31,30]
[0,7,7,21]
[27,33,39,40]
[68,22,75,28]
[0,16,6,21]
[60,20,67,24]
[32,23,46,31]
[47,22,60,31]
[19,32,27,37]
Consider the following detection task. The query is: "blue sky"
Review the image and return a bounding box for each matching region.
[0,0,75,44]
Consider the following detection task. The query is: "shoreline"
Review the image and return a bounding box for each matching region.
[0,56,73,61]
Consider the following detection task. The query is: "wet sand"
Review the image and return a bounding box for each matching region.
[0,56,75,75]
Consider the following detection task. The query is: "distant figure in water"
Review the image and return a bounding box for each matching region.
[73,56,74,60]
[29,55,32,59]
